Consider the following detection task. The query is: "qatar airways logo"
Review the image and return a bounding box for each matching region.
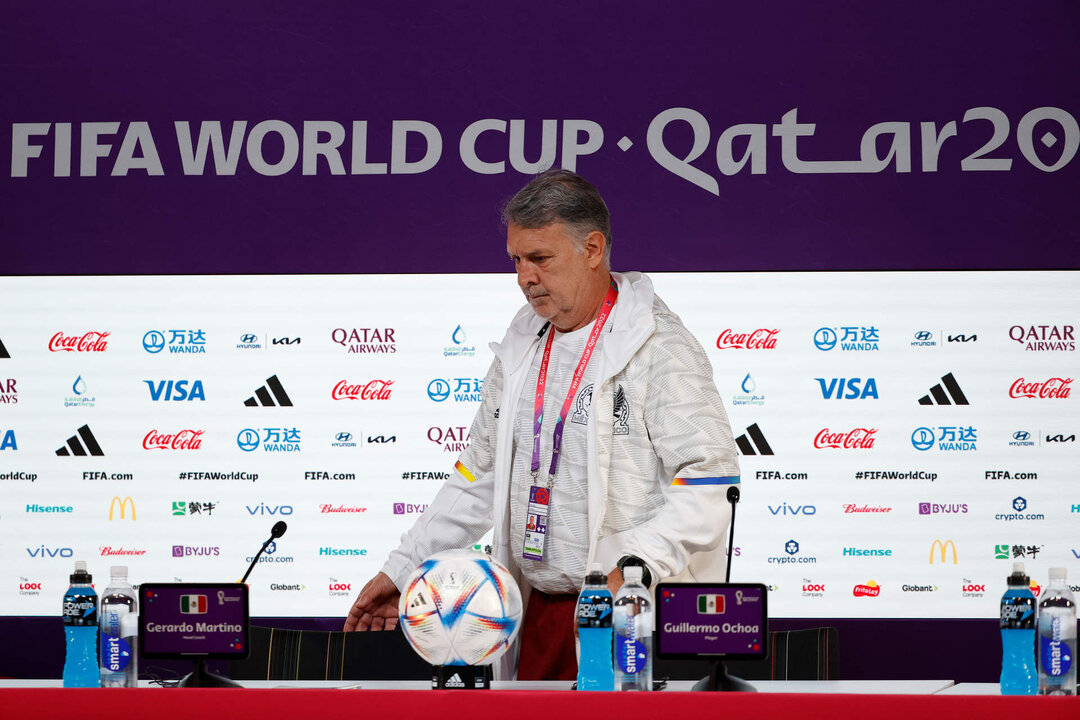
[330,328,396,354]
[716,328,779,350]
[143,429,204,451]
[49,331,109,353]
[813,427,876,449]
[1008,325,1075,352]
[1009,377,1072,399]
[332,379,393,401]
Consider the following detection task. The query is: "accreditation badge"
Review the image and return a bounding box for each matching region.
[521,485,550,561]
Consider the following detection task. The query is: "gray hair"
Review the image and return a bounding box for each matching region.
[502,169,612,266]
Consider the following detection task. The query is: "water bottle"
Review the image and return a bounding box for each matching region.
[999,562,1037,695]
[99,565,138,687]
[62,561,100,687]
[576,563,614,691]
[613,565,652,691]
[1037,567,1076,695]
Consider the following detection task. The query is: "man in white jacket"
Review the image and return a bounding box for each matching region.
[345,170,740,680]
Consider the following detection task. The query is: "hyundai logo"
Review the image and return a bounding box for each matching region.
[427,379,451,402]
[914,330,932,341]
[785,540,799,555]
[911,427,935,451]
[237,429,260,452]
[240,333,258,344]
[335,432,353,442]
[1013,431,1030,442]
[813,327,837,351]
[1012,497,1027,512]
[142,330,166,354]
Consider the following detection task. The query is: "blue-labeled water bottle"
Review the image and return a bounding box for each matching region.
[99,565,138,687]
[576,563,614,691]
[613,565,652,691]
[999,562,1037,695]
[1037,567,1076,695]
[62,561,100,687]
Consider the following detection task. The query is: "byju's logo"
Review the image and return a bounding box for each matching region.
[816,378,878,400]
[444,325,476,358]
[49,331,109,353]
[427,378,482,403]
[392,502,429,515]
[144,380,206,402]
[171,545,221,558]
[56,424,104,456]
[911,426,977,452]
[1009,377,1072,399]
[732,373,765,407]
[918,372,969,405]
[1008,325,1075,352]
[142,329,206,354]
[911,331,936,347]
[243,375,293,407]
[428,426,470,453]
[716,328,779,350]
[813,326,879,352]
[918,502,969,515]
[734,423,774,455]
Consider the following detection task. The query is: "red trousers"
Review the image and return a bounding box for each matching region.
[516,590,578,681]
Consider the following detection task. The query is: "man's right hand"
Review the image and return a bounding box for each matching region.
[344,572,401,631]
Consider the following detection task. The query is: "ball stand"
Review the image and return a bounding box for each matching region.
[432,664,493,689]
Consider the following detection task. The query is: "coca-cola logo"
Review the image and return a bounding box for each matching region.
[332,379,393,400]
[716,328,779,350]
[853,582,881,597]
[143,429,204,450]
[1009,377,1072,399]
[814,427,877,449]
[48,331,109,353]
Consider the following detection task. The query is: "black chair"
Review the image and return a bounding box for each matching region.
[655,626,840,681]
[228,626,431,681]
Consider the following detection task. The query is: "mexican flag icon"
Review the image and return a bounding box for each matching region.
[697,593,725,614]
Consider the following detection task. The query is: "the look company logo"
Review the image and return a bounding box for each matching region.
[172,501,217,516]
[853,581,881,597]
[813,428,876,449]
[929,539,958,564]
[64,375,95,408]
[0,378,16,405]
[801,578,825,597]
[768,502,816,516]
[56,424,104,456]
[428,426,470,453]
[444,325,476,358]
[108,496,136,521]
[734,423,773,455]
[330,327,396,354]
[145,379,206,402]
[961,579,987,598]
[0,429,16,451]
[331,379,393,400]
[142,329,206,354]
[393,502,429,515]
[918,502,969,515]
[917,372,969,405]
[49,331,109,353]
[427,378,483,403]
[19,578,43,596]
[911,426,977,452]
[328,578,352,596]
[243,375,293,406]
[237,427,301,453]
[911,331,936,348]
[816,377,878,399]
[144,429,204,450]
[715,328,779,350]
[1009,377,1072,399]
[172,545,220,558]
[1008,325,1075,352]
[732,373,765,407]
[813,326,879,352]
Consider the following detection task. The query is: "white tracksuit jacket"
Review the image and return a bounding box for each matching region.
[382,271,741,678]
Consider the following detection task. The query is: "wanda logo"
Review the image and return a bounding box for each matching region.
[1009,377,1072,399]
[814,428,877,449]
[332,379,393,400]
[48,331,109,352]
[143,429,204,450]
[716,328,779,350]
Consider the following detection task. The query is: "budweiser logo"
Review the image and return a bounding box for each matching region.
[320,504,367,513]
[48,331,109,353]
[716,328,779,350]
[1009,377,1072,399]
[814,427,877,449]
[99,546,147,556]
[143,429,204,450]
[332,379,393,400]
[853,582,881,597]
[843,504,892,513]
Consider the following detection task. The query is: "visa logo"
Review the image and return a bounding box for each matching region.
[144,380,206,401]
[815,378,878,400]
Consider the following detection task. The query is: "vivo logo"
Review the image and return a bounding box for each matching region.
[246,503,293,515]
[768,503,817,516]
[27,546,74,558]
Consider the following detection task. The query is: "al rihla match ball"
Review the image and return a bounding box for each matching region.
[398,549,523,666]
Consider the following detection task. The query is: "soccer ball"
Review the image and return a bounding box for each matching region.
[398,549,523,666]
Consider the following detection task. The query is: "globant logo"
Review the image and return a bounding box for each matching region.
[330,327,396,354]
[716,328,779,350]
[732,373,765,407]
[813,427,876,449]
[49,331,109,353]
[444,325,477,358]
[1009,377,1072,399]
[814,326,879,352]
[901,584,938,593]
[427,378,482,402]
[911,426,977,451]
[853,581,881,597]
[1009,431,1036,447]
[331,379,393,401]
[331,431,357,448]
[172,545,221,557]
[918,502,969,515]
[911,330,937,348]
[428,426,470,453]
[143,429,204,451]
[270,583,306,591]
[142,329,206,354]
[1008,325,1075,352]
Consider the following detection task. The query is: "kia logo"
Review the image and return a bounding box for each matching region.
[240,333,257,344]
[911,427,935,451]
[427,379,451,402]
[237,429,260,452]
[335,432,353,442]
[914,331,932,341]
[1013,431,1030,442]
[813,327,837,351]
[142,331,165,354]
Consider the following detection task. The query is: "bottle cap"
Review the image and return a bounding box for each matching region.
[623,565,643,583]
[584,562,607,586]
[1048,567,1067,582]
[1007,562,1029,586]
[110,566,128,579]
[70,560,92,584]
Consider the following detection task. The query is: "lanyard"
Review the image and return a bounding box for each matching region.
[531,280,618,484]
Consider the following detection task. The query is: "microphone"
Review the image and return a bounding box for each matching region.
[240,521,288,585]
[725,486,739,583]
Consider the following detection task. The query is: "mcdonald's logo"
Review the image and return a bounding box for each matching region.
[929,539,957,564]
[109,496,136,521]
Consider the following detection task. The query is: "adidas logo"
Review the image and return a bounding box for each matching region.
[735,423,774,455]
[445,673,465,688]
[243,375,293,407]
[0,337,9,358]
[918,372,969,405]
[56,424,105,456]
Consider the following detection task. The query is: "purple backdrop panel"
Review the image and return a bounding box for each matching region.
[2,2,1078,274]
